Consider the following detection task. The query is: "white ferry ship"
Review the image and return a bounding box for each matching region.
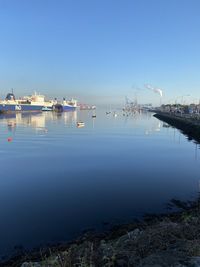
[0,92,55,113]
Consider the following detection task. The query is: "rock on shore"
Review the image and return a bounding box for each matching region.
[19,207,200,267]
[1,198,199,267]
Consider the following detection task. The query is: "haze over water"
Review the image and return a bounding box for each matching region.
[0,110,200,258]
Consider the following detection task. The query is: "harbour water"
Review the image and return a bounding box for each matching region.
[0,110,200,259]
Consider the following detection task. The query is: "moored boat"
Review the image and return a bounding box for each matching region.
[0,92,54,113]
[42,106,53,111]
[62,98,77,111]
[78,103,96,110]
[53,98,77,112]
[77,121,85,127]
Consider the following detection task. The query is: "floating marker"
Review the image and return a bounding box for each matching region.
[7,137,13,142]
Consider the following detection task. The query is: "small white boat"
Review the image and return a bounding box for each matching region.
[42,107,52,111]
[77,121,85,127]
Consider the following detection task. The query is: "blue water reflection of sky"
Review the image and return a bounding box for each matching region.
[0,110,200,258]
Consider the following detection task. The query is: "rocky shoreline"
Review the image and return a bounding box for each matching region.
[2,197,200,267]
[154,112,200,143]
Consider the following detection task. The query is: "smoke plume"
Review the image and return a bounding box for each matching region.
[144,84,163,97]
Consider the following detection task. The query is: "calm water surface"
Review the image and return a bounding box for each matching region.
[0,110,200,258]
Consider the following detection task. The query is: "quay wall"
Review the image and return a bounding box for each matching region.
[154,112,200,142]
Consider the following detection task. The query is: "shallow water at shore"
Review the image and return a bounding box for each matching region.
[0,110,200,258]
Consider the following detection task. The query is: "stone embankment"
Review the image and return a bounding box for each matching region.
[154,112,200,142]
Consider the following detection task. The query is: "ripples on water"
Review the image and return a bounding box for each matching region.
[0,110,200,258]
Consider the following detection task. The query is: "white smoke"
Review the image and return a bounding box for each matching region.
[144,84,163,97]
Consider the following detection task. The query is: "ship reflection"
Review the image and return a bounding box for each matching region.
[63,111,77,125]
[0,111,78,132]
[123,111,161,135]
[144,121,161,135]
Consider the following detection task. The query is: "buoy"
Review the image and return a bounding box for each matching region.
[7,137,13,142]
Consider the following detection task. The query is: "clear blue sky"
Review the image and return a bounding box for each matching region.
[0,0,200,105]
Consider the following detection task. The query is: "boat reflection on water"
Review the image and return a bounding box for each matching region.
[0,112,47,132]
[0,110,175,136]
[63,110,77,125]
[0,111,78,132]
[145,121,161,135]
